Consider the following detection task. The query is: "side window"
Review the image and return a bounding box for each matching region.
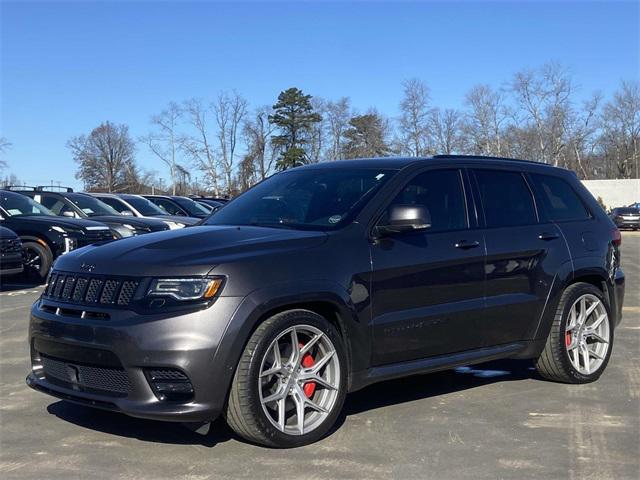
[155,199,182,215]
[100,197,126,213]
[474,170,537,227]
[529,173,590,222]
[36,195,66,216]
[381,169,467,232]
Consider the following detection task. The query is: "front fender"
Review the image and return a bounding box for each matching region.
[211,280,371,398]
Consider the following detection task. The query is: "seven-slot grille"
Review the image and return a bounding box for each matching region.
[44,272,139,307]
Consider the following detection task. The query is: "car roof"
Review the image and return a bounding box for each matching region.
[293,155,562,171]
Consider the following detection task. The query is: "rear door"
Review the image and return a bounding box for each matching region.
[471,168,570,346]
[370,168,487,365]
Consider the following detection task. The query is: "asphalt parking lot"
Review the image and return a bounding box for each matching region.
[1,234,638,480]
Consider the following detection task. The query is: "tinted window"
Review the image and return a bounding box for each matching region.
[67,193,119,216]
[99,197,128,213]
[122,196,166,216]
[529,174,590,222]
[614,208,640,215]
[474,170,537,227]
[381,169,467,232]
[150,198,184,216]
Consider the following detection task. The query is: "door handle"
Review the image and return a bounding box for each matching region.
[455,240,480,249]
[538,232,560,241]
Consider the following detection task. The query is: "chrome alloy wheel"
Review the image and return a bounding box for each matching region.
[258,325,341,436]
[565,293,610,375]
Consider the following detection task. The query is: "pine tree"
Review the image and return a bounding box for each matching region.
[269,88,322,170]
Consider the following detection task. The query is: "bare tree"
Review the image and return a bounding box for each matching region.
[214,91,248,195]
[566,93,602,179]
[399,78,431,156]
[68,122,136,192]
[463,85,509,156]
[181,98,220,194]
[600,81,640,179]
[429,108,463,155]
[243,106,277,181]
[0,137,11,171]
[511,63,573,166]
[308,97,328,163]
[141,102,183,195]
[325,97,352,160]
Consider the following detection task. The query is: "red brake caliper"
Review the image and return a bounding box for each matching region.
[565,332,571,347]
[299,343,316,398]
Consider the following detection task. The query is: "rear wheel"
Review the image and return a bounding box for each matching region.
[22,241,53,282]
[536,283,613,383]
[225,310,347,447]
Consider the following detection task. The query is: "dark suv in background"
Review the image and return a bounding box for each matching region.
[16,187,169,238]
[609,207,640,230]
[27,156,624,447]
[0,190,112,280]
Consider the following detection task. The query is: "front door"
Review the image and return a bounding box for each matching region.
[370,168,486,365]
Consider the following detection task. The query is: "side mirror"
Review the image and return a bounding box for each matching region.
[121,210,135,216]
[62,211,76,218]
[376,204,432,236]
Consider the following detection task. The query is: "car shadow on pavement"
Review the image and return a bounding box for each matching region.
[46,402,233,447]
[0,278,43,292]
[343,358,537,417]
[46,359,538,448]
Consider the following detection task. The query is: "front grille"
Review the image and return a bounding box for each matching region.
[0,238,22,254]
[77,230,113,248]
[44,271,140,307]
[41,354,130,396]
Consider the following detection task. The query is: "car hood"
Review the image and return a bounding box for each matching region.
[53,225,328,276]
[4,215,109,231]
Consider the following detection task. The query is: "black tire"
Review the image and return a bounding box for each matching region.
[535,282,614,383]
[225,309,348,448]
[22,241,53,282]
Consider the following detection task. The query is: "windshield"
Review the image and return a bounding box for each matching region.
[616,208,640,215]
[123,196,167,216]
[204,168,394,230]
[173,197,211,216]
[0,191,56,217]
[68,193,120,217]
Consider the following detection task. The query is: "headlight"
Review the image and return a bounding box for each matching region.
[63,237,78,253]
[163,221,185,230]
[147,277,224,301]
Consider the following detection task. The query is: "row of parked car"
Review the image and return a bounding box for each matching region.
[0,186,228,281]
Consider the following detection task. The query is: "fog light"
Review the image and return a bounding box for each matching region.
[145,368,194,402]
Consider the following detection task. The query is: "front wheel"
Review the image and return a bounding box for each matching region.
[22,241,53,282]
[225,309,347,447]
[535,283,613,383]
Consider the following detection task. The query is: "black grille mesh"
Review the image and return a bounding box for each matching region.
[44,272,139,307]
[41,355,130,395]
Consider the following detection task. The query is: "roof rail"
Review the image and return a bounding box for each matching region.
[1,185,38,191]
[35,185,74,192]
[432,154,547,166]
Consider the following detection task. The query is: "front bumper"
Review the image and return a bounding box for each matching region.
[614,219,640,229]
[27,295,244,422]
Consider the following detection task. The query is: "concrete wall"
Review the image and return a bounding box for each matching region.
[581,179,640,210]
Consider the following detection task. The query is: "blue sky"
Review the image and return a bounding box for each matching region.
[1,0,638,189]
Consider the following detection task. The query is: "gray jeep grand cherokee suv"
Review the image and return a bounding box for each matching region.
[27,156,625,447]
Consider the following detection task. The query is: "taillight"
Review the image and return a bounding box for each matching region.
[612,228,622,246]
